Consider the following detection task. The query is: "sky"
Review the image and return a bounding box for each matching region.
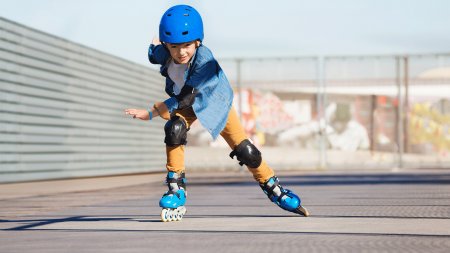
[1,0,450,66]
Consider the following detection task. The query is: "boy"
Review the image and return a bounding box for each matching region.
[125,4,309,222]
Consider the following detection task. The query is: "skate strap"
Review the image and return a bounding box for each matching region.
[167,178,179,184]
[277,191,288,203]
[262,178,281,200]
[166,173,185,182]
[164,190,181,198]
[167,177,186,189]
[166,172,186,183]
[229,151,245,166]
[262,177,291,204]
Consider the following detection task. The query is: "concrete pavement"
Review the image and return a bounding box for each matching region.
[1,169,450,252]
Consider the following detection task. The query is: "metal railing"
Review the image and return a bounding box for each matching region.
[212,54,450,170]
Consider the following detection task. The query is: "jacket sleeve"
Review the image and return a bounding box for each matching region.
[163,96,179,114]
[148,44,170,65]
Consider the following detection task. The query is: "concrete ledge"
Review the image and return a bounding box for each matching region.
[0,173,165,200]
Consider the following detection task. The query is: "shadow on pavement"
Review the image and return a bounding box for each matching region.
[2,216,137,231]
[189,173,450,187]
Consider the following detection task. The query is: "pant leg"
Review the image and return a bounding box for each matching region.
[220,107,274,183]
[165,107,197,174]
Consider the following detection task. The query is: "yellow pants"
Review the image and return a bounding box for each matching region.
[161,106,274,184]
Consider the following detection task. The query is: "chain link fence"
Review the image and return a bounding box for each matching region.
[188,54,450,170]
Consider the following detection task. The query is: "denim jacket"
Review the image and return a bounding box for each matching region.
[148,44,233,140]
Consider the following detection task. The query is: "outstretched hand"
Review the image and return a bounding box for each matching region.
[124,109,150,120]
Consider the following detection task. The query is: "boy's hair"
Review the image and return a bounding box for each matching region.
[159,5,204,44]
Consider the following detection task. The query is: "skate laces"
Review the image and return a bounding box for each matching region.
[260,176,288,203]
[164,172,186,198]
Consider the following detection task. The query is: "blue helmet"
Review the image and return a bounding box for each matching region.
[159,5,204,44]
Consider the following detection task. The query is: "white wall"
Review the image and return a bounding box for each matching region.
[0,18,167,182]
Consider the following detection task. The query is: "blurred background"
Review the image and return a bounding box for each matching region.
[1,0,449,182]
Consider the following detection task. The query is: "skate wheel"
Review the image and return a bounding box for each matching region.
[178,208,184,221]
[169,210,176,221]
[175,211,182,221]
[181,206,187,215]
[161,209,170,222]
[161,207,186,222]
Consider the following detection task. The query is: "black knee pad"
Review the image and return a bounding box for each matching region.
[229,139,262,168]
[164,116,188,146]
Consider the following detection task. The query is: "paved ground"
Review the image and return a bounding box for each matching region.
[1,169,450,252]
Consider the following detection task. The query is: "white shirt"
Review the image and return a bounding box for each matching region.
[168,59,188,95]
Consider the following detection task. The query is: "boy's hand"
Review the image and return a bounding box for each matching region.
[152,37,161,45]
[124,109,150,120]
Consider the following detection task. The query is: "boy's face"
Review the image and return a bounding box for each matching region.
[166,40,200,64]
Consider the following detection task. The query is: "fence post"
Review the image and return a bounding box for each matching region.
[317,56,327,170]
[395,56,404,169]
[236,58,243,122]
[403,56,410,154]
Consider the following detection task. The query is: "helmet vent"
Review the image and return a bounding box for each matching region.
[167,14,172,16]
[165,31,171,36]
[183,13,189,16]
[182,31,189,35]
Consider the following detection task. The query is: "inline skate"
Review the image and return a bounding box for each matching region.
[260,176,309,216]
[159,171,187,222]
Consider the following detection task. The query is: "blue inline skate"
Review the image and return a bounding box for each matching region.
[159,171,187,222]
[260,176,310,216]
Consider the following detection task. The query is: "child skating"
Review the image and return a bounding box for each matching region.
[125,4,309,222]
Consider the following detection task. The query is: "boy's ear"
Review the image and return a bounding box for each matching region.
[195,40,201,48]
